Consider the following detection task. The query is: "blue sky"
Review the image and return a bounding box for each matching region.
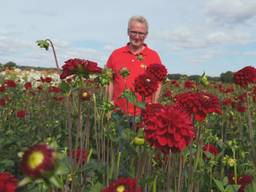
[1,0,256,76]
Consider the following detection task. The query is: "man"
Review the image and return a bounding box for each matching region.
[106,16,163,115]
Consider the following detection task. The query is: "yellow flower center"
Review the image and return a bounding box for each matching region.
[82,92,88,97]
[28,151,44,169]
[116,185,125,192]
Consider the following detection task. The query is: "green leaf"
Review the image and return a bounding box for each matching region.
[18,177,32,187]
[213,178,225,191]
[59,81,71,94]
[36,40,49,50]
[223,176,228,185]
[225,184,240,192]
[49,176,62,188]
[89,182,103,192]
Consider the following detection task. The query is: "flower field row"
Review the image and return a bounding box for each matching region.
[0,57,256,191]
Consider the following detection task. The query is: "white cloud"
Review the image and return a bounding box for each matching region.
[205,0,256,26]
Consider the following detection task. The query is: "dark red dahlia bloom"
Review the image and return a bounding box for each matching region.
[24,82,32,90]
[0,85,6,92]
[170,80,180,87]
[16,110,26,119]
[174,92,222,122]
[0,172,18,192]
[48,86,62,93]
[101,177,141,192]
[143,103,195,154]
[68,148,88,165]
[145,63,167,81]
[0,98,6,107]
[232,93,248,113]
[20,144,56,178]
[134,73,158,97]
[184,80,196,89]
[233,66,256,87]
[228,174,253,192]
[4,80,16,88]
[60,58,102,79]
[222,98,233,106]
[41,77,52,83]
[203,144,219,156]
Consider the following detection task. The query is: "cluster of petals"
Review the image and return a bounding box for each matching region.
[228,174,253,192]
[68,148,88,165]
[24,82,32,90]
[101,177,141,192]
[0,172,18,192]
[60,58,102,79]
[203,144,220,157]
[145,63,168,81]
[184,80,197,89]
[233,66,256,87]
[134,73,158,97]
[143,103,195,154]
[16,110,26,119]
[4,80,16,88]
[174,91,222,122]
[232,93,248,113]
[20,144,56,178]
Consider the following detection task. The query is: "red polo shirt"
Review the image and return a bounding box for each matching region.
[106,44,162,115]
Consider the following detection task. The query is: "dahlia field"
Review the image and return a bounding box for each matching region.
[0,41,256,192]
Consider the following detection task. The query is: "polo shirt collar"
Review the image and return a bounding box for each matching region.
[123,43,148,56]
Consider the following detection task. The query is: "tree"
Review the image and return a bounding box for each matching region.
[4,61,17,69]
[220,71,234,83]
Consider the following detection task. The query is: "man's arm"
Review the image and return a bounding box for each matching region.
[107,80,114,101]
[153,82,162,103]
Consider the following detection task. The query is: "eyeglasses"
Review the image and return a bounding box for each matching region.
[129,30,147,37]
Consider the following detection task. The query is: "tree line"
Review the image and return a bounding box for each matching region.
[1,61,234,83]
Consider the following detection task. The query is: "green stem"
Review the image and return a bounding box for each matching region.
[46,38,61,72]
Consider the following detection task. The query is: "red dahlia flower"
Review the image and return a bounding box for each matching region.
[184,80,196,89]
[228,174,253,192]
[0,98,6,107]
[16,110,26,119]
[0,172,18,192]
[0,85,6,92]
[40,77,52,83]
[134,73,158,97]
[4,80,16,88]
[143,103,195,154]
[48,86,62,93]
[174,91,222,122]
[60,58,102,79]
[145,63,167,81]
[101,177,141,192]
[68,148,88,165]
[24,82,32,90]
[233,66,256,87]
[20,144,57,178]
[203,144,219,157]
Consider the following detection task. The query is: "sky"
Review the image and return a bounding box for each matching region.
[0,0,256,76]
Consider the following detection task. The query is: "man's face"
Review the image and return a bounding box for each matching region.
[128,21,147,48]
